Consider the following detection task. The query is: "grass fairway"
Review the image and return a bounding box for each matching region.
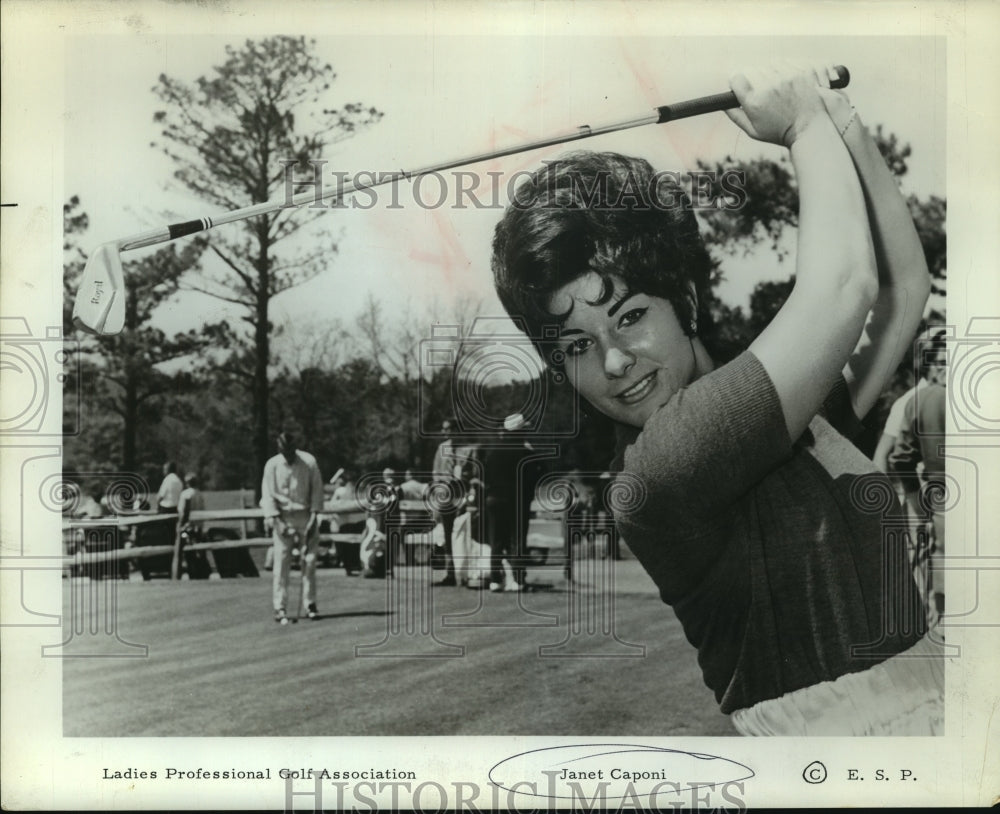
[61,561,736,737]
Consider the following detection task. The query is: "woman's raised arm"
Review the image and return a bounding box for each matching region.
[726,65,878,443]
[818,84,932,421]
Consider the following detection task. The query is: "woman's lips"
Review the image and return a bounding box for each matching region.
[616,370,657,404]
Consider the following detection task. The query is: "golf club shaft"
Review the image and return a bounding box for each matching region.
[119,66,849,253]
[299,545,306,618]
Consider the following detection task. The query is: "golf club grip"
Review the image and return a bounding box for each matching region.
[656,65,850,123]
[168,219,210,240]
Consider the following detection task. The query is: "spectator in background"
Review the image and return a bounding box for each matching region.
[261,431,324,623]
[598,471,620,560]
[429,420,461,586]
[505,413,545,587]
[142,461,184,579]
[399,470,425,501]
[76,484,106,519]
[450,430,487,588]
[329,469,363,576]
[427,430,487,587]
[875,330,947,613]
[873,382,928,478]
[177,473,200,533]
[157,461,184,514]
[889,346,948,625]
[481,415,535,592]
[173,473,211,580]
[449,498,480,587]
[872,329,947,493]
[332,473,357,503]
[359,468,402,579]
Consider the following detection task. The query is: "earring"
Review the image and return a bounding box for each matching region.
[689,319,697,336]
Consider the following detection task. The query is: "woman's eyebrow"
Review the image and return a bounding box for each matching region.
[606,290,636,318]
[556,289,635,336]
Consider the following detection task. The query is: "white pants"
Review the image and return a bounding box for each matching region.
[731,636,945,736]
[272,513,318,613]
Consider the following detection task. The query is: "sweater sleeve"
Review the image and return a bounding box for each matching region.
[618,351,793,522]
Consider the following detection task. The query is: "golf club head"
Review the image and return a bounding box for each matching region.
[72,242,125,335]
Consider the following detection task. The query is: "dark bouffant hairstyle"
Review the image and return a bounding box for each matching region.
[491,151,715,369]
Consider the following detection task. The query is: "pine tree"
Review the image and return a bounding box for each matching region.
[151,36,382,491]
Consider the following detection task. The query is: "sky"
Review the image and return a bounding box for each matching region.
[63,31,945,353]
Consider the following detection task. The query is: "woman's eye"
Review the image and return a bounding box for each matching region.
[619,307,647,328]
[565,337,592,356]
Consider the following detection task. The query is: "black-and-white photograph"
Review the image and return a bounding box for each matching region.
[1,1,997,810]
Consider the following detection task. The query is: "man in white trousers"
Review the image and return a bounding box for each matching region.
[261,431,324,623]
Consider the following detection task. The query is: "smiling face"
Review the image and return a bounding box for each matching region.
[549,272,707,428]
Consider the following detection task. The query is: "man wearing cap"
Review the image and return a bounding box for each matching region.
[261,431,324,622]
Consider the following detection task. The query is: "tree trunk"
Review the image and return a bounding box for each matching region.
[123,381,138,473]
[254,316,269,499]
[122,287,139,473]
[253,220,271,500]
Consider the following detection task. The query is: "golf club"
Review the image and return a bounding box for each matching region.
[72,66,849,335]
[296,537,307,624]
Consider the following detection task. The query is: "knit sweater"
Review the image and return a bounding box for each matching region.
[613,351,925,713]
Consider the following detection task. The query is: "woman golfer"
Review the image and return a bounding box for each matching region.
[491,64,943,735]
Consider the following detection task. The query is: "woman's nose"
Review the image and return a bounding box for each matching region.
[603,345,635,378]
